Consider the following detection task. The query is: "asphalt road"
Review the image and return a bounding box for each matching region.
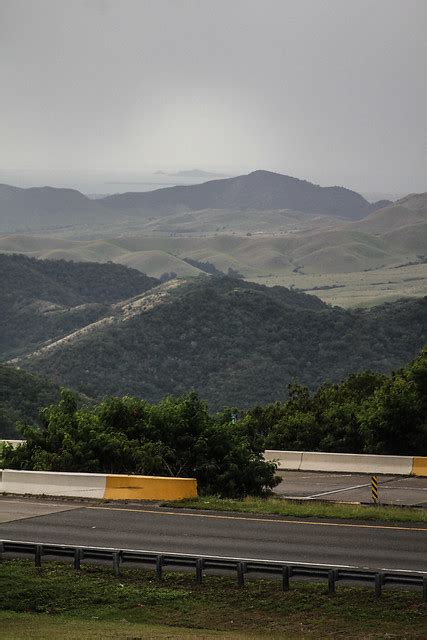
[274,472,427,506]
[0,498,425,573]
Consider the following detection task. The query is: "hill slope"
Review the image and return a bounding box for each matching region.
[0,363,90,438]
[102,170,388,220]
[354,192,427,255]
[12,276,427,410]
[0,254,159,359]
[0,183,118,233]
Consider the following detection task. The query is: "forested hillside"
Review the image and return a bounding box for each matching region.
[0,254,159,358]
[14,276,426,409]
[0,364,88,438]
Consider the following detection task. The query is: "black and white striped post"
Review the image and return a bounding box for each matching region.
[371,475,379,504]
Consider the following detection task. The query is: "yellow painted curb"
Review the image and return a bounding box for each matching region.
[411,457,427,477]
[103,474,197,500]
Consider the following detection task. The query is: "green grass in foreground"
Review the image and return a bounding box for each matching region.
[0,560,425,640]
[162,496,427,523]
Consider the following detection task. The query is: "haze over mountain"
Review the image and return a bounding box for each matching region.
[0,173,425,307]
[154,169,230,179]
[101,170,389,220]
[0,183,116,233]
[0,170,391,235]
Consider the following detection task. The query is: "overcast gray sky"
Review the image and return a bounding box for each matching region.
[1,0,426,194]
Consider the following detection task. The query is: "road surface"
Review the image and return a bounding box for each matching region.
[0,498,425,573]
[274,472,427,506]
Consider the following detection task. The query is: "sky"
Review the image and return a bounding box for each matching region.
[0,0,426,195]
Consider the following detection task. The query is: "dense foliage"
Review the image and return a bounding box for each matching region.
[2,351,425,498]
[0,364,88,438]
[2,390,279,498]
[0,254,159,358]
[18,276,427,410]
[252,348,427,455]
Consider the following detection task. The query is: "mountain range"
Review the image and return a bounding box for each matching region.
[0,170,391,234]
[101,170,390,219]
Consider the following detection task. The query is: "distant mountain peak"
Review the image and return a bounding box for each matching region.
[101,169,384,220]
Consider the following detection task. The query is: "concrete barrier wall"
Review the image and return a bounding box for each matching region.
[264,450,303,470]
[264,450,416,475]
[104,474,197,500]
[0,469,198,500]
[300,452,413,475]
[1,470,106,498]
[412,457,427,477]
[0,440,26,449]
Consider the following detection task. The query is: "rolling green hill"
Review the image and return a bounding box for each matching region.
[1,193,425,279]
[12,276,427,411]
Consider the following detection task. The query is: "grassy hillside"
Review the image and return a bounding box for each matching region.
[0,254,159,359]
[13,276,427,410]
[0,223,421,277]
[1,218,425,307]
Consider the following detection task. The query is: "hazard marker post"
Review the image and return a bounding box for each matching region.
[371,475,379,504]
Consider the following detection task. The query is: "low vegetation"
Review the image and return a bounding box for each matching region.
[0,560,425,639]
[163,497,427,524]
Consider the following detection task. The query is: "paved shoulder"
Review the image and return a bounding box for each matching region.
[0,497,83,523]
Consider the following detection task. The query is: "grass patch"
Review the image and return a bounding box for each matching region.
[0,560,425,639]
[0,614,262,640]
[162,496,427,523]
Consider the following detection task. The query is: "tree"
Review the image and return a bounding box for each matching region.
[2,389,280,498]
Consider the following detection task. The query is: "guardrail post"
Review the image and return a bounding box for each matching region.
[35,545,43,568]
[112,551,121,577]
[74,548,82,570]
[237,562,245,587]
[282,566,290,591]
[0,541,4,560]
[422,577,426,603]
[374,573,383,598]
[196,558,204,585]
[156,555,164,580]
[328,569,337,595]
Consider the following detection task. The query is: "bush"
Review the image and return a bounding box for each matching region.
[2,390,279,498]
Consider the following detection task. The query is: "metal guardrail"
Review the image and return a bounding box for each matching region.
[1,539,426,600]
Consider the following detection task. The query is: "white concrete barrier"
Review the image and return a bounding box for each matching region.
[264,450,414,475]
[1,469,106,498]
[264,450,303,471]
[0,469,198,500]
[0,440,26,449]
